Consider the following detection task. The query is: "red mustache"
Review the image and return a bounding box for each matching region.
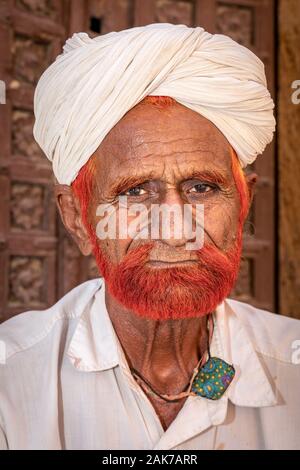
[92,239,242,320]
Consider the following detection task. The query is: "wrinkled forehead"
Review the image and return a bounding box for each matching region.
[93,101,232,178]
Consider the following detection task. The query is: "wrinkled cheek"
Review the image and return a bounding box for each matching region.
[204,203,240,250]
[97,238,130,266]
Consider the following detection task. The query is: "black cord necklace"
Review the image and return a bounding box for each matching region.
[131,314,214,403]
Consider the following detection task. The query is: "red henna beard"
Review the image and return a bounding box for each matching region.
[89,228,243,320]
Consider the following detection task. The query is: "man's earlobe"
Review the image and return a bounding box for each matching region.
[245,172,258,207]
[54,184,93,256]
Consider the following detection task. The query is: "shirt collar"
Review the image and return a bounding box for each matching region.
[212,299,277,407]
[67,278,277,408]
[67,279,119,371]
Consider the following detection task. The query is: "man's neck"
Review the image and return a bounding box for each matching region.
[105,289,209,395]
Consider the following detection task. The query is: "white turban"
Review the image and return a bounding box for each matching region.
[33,23,275,185]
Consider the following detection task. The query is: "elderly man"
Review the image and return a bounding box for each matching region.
[0,23,299,450]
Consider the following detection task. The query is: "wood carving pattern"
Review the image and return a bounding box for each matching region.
[16,0,59,20]
[8,256,44,306]
[216,4,253,47]
[155,0,193,26]
[10,183,44,230]
[13,35,52,85]
[12,109,42,158]
[87,0,131,36]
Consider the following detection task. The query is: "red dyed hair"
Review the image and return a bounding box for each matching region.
[230,146,250,227]
[71,153,97,245]
[141,95,176,109]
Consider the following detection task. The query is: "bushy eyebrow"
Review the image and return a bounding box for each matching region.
[181,169,230,187]
[109,168,230,195]
[109,172,157,196]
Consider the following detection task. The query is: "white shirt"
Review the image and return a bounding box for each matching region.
[0,278,299,450]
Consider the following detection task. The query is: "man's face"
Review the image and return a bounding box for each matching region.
[82,100,248,320]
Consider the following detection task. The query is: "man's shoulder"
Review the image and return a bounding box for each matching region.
[0,278,102,362]
[226,297,300,364]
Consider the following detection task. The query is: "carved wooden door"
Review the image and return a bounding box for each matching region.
[0,0,68,321]
[0,0,276,322]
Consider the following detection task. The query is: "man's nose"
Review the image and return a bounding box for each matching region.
[156,188,196,248]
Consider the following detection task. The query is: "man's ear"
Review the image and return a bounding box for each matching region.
[54,184,93,256]
[245,172,258,208]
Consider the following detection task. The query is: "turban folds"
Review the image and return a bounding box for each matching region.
[33,23,275,185]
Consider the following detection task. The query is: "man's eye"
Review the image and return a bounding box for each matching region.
[123,186,146,196]
[189,183,214,194]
